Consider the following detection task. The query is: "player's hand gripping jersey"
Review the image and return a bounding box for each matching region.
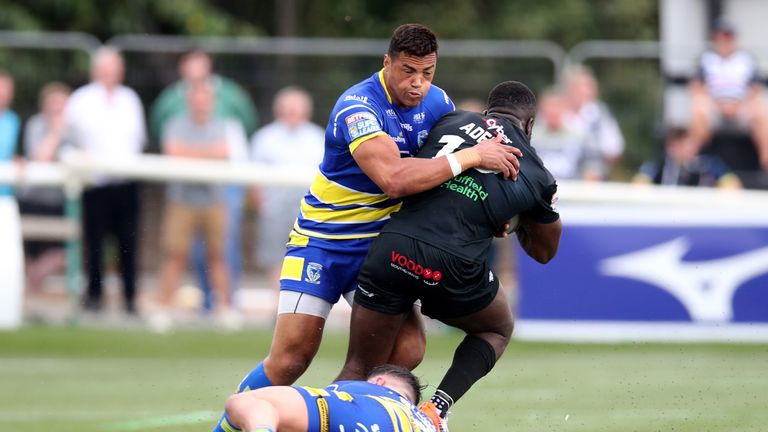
[291,70,454,253]
[296,381,437,432]
[383,110,559,262]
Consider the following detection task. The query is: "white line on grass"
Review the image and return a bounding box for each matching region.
[102,411,220,431]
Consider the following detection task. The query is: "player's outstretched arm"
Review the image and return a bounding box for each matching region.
[515,216,562,264]
[353,134,521,198]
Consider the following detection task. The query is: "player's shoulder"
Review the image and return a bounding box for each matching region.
[333,73,385,114]
[422,83,455,114]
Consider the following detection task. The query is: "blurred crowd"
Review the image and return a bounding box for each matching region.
[1,18,766,323]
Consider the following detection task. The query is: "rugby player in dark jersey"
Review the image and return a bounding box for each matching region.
[336,81,562,430]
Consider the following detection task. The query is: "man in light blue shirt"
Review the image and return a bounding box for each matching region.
[0,70,20,197]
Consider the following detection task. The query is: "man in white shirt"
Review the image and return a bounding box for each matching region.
[689,18,768,169]
[564,66,625,180]
[65,47,146,314]
[250,86,324,291]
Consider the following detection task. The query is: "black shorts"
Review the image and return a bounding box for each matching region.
[356,232,499,320]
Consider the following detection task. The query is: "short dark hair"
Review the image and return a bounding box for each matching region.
[388,24,438,58]
[486,81,537,123]
[367,364,425,404]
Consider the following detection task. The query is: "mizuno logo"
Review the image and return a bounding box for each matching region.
[599,237,768,322]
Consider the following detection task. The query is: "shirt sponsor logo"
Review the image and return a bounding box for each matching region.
[413,112,426,124]
[400,122,413,132]
[344,94,369,103]
[345,111,381,139]
[390,250,442,286]
[391,134,406,144]
[386,109,397,118]
[441,174,489,201]
[305,262,323,284]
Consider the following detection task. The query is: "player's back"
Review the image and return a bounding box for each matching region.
[299,381,436,432]
[383,110,558,263]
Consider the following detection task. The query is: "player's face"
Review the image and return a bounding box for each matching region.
[383,52,437,108]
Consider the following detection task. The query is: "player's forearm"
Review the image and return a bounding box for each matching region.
[516,218,562,264]
[382,155,467,198]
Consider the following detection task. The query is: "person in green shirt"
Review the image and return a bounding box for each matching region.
[150,49,257,313]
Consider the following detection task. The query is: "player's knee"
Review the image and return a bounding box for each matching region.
[391,329,426,370]
[266,351,313,380]
[224,393,249,424]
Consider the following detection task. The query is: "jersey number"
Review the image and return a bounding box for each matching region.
[434,134,499,174]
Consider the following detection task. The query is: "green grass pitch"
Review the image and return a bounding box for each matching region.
[1,326,767,431]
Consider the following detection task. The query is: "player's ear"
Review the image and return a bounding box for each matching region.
[383,54,391,69]
[374,376,386,386]
[525,117,535,138]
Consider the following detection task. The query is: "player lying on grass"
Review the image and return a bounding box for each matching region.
[224,364,437,432]
[336,81,562,430]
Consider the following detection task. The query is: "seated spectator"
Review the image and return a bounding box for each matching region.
[689,18,768,169]
[564,66,625,180]
[634,126,742,189]
[158,81,238,323]
[250,86,324,292]
[18,83,72,292]
[532,89,596,180]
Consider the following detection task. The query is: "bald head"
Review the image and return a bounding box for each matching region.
[273,86,313,129]
[91,47,124,90]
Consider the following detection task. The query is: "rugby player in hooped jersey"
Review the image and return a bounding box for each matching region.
[337,81,562,431]
[212,24,522,432]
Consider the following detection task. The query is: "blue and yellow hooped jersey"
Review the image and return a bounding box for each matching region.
[291,69,454,251]
[297,381,436,432]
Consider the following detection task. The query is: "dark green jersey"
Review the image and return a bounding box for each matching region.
[382,110,559,263]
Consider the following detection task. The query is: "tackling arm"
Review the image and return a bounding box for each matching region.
[353,133,522,199]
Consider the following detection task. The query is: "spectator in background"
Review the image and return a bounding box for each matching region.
[251,86,324,292]
[634,126,741,189]
[0,70,20,195]
[456,98,485,113]
[158,81,242,324]
[689,18,768,169]
[151,48,256,311]
[18,83,72,292]
[66,47,146,315]
[532,89,596,180]
[564,66,625,180]
[0,70,24,306]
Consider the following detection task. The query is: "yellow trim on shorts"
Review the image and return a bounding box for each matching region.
[280,256,305,281]
[309,171,391,207]
[350,131,387,154]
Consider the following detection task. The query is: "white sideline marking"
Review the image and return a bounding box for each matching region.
[102,411,219,431]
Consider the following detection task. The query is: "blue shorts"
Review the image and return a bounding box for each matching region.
[279,232,373,304]
[295,381,435,432]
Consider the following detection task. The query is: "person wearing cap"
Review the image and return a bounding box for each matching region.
[689,18,768,169]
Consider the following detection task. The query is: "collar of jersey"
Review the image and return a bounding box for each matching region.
[377,69,393,104]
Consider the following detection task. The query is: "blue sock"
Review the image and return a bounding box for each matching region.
[237,362,273,392]
[212,363,274,432]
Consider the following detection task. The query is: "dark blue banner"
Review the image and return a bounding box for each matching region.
[518,225,768,323]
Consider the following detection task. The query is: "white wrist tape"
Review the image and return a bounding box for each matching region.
[446,153,462,177]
